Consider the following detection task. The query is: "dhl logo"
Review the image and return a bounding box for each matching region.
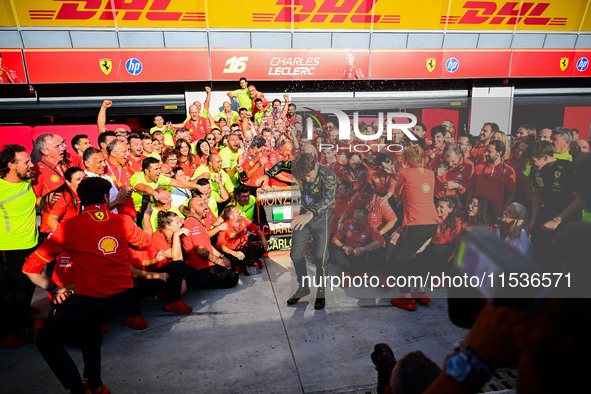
[253,0,401,24]
[28,0,205,23]
[441,1,567,26]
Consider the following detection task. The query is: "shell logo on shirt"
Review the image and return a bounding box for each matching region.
[50,175,59,182]
[422,183,431,193]
[98,236,119,255]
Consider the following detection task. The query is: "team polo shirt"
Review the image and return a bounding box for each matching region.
[217,217,259,251]
[51,252,74,288]
[333,218,385,248]
[193,165,235,195]
[231,88,252,109]
[184,117,211,142]
[331,196,350,234]
[126,155,144,175]
[265,149,292,187]
[430,155,474,198]
[150,230,175,270]
[469,141,488,164]
[219,146,243,187]
[0,178,37,250]
[128,242,158,270]
[130,172,172,211]
[65,153,83,169]
[241,150,266,187]
[368,166,396,196]
[342,64,365,79]
[214,110,239,124]
[180,155,200,178]
[345,194,397,231]
[236,195,257,221]
[254,111,265,127]
[395,167,440,227]
[471,161,516,214]
[431,218,463,245]
[182,216,214,270]
[40,190,80,233]
[31,159,68,197]
[530,159,579,220]
[24,205,150,298]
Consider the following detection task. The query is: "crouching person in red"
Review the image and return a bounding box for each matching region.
[124,210,192,330]
[182,192,239,289]
[22,177,152,394]
[217,204,269,274]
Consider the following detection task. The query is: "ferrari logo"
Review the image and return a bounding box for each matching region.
[426,58,436,72]
[96,212,104,220]
[559,57,569,71]
[99,59,112,75]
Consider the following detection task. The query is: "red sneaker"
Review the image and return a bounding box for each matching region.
[390,298,417,311]
[93,385,110,394]
[123,315,148,330]
[410,291,431,304]
[0,335,24,349]
[164,300,193,314]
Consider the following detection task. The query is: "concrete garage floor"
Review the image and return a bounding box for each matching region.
[1,254,469,393]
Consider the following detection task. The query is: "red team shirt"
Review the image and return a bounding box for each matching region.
[431,218,463,245]
[182,216,214,270]
[23,205,150,298]
[240,150,266,187]
[184,117,210,142]
[40,190,80,233]
[104,160,137,218]
[470,141,488,164]
[126,155,144,175]
[332,218,385,248]
[395,167,440,228]
[345,194,397,231]
[31,160,68,197]
[217,217,259,251]
[368,166,396,196]
[430,155,474,198]
[471,161,516,214]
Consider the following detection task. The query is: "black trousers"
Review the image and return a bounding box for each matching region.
[36,289,131,394]
[330,245,374,276]
[290,211,331,289]
[126,260,185,317]
[387,224,438,293]
[185,264,238,289]
[0,247,37,337]
[225,240,266,272]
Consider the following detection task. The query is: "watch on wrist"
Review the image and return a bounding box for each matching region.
[444,344,493,387]
[305,211,314,219]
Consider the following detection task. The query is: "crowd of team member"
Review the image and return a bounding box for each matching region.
[1,77,590,392]
[305,118,589,311]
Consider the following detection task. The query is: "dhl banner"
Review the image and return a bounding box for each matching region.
[23,49,209,83]
[210,49,370,81]
[1,0,589,31]
[0,49,27,84]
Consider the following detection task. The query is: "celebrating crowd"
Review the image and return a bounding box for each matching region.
[1,77,590,393]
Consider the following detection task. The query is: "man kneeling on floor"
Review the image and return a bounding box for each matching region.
[331,207,385,278]
[182,192,239,289]
[217,204,269,274]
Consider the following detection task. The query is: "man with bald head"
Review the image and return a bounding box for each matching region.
[214,101,239,125]
[184,87,212,142]
[538,128,552,142]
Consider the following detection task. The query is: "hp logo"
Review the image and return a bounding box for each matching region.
[125,58,143,75]
[576,57,589,72]
[445,58,459,73]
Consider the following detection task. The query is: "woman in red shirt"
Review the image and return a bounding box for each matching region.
[388,146,440,311]
[416,196,462,277]
[124,210,192,329]
[336,152,368,191]
[176,138,198,178]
